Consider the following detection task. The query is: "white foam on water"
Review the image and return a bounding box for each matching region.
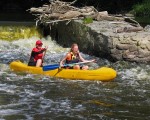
[10,35,69,55]
[0,64,9,72]
[0,103,26,109]
[0,109,21,116]
[0,118,5,120]
[40,99,54,109]
[0,36,70,65]
[24,89,46,98]
[25,115,33,120]
[0,84,17,94]
[119,66,150,81]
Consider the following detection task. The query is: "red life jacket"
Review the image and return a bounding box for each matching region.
[32,47,44,61]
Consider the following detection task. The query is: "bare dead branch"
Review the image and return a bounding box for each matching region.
[28,0,142,30]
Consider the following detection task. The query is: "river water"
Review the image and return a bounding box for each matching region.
[0,23,150,120]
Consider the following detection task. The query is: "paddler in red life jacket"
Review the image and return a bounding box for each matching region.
[60,43,95,70]
[28,40,48,67]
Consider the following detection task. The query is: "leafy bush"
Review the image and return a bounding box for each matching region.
[132,0,150,16]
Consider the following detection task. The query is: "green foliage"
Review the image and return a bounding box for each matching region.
[132,0,150,17]
[83,17,93,24]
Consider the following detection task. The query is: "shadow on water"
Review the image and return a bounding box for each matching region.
[0,12,35,22]
[0,10,36,26]
[0,21,35,26]
[135,17,150,27]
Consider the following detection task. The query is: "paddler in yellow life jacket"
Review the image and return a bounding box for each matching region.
[60,43,95,70]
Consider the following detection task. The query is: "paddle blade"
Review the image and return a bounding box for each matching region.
[43,64,59,71]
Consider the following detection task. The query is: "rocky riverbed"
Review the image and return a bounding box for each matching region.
[48,20,150,63]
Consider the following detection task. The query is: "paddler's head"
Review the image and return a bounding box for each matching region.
[36,40,43,48]
[70,43,79,54]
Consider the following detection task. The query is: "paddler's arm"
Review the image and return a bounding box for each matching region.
[60,53,70,67]
[42,46,48,57]
[78,53,96,62]
[32,48,46,55]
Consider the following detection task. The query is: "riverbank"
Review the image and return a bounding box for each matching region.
[44,20,150,63]
[28,0,150,63]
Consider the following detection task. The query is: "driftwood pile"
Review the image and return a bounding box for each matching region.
[28,0,143,33]
[29,0,124,23]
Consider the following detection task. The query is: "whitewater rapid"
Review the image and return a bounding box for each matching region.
[0,25,150,119]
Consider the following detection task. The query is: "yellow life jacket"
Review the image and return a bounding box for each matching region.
[66,52,79,64]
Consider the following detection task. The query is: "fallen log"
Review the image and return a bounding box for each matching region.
[114,26,143,33]
[59,10,81,19]
[48,13,63,20]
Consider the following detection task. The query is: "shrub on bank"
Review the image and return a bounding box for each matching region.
[132,0,150,17]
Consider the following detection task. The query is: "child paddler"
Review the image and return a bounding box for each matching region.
[60,43,95,70]
[28,40,48,67]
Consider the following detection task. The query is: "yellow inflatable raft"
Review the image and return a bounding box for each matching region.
[10,61,117,81]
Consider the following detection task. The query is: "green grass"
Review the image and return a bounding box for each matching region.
[83,17,93,24]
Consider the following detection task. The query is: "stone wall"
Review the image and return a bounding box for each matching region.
[48,20,150,63]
